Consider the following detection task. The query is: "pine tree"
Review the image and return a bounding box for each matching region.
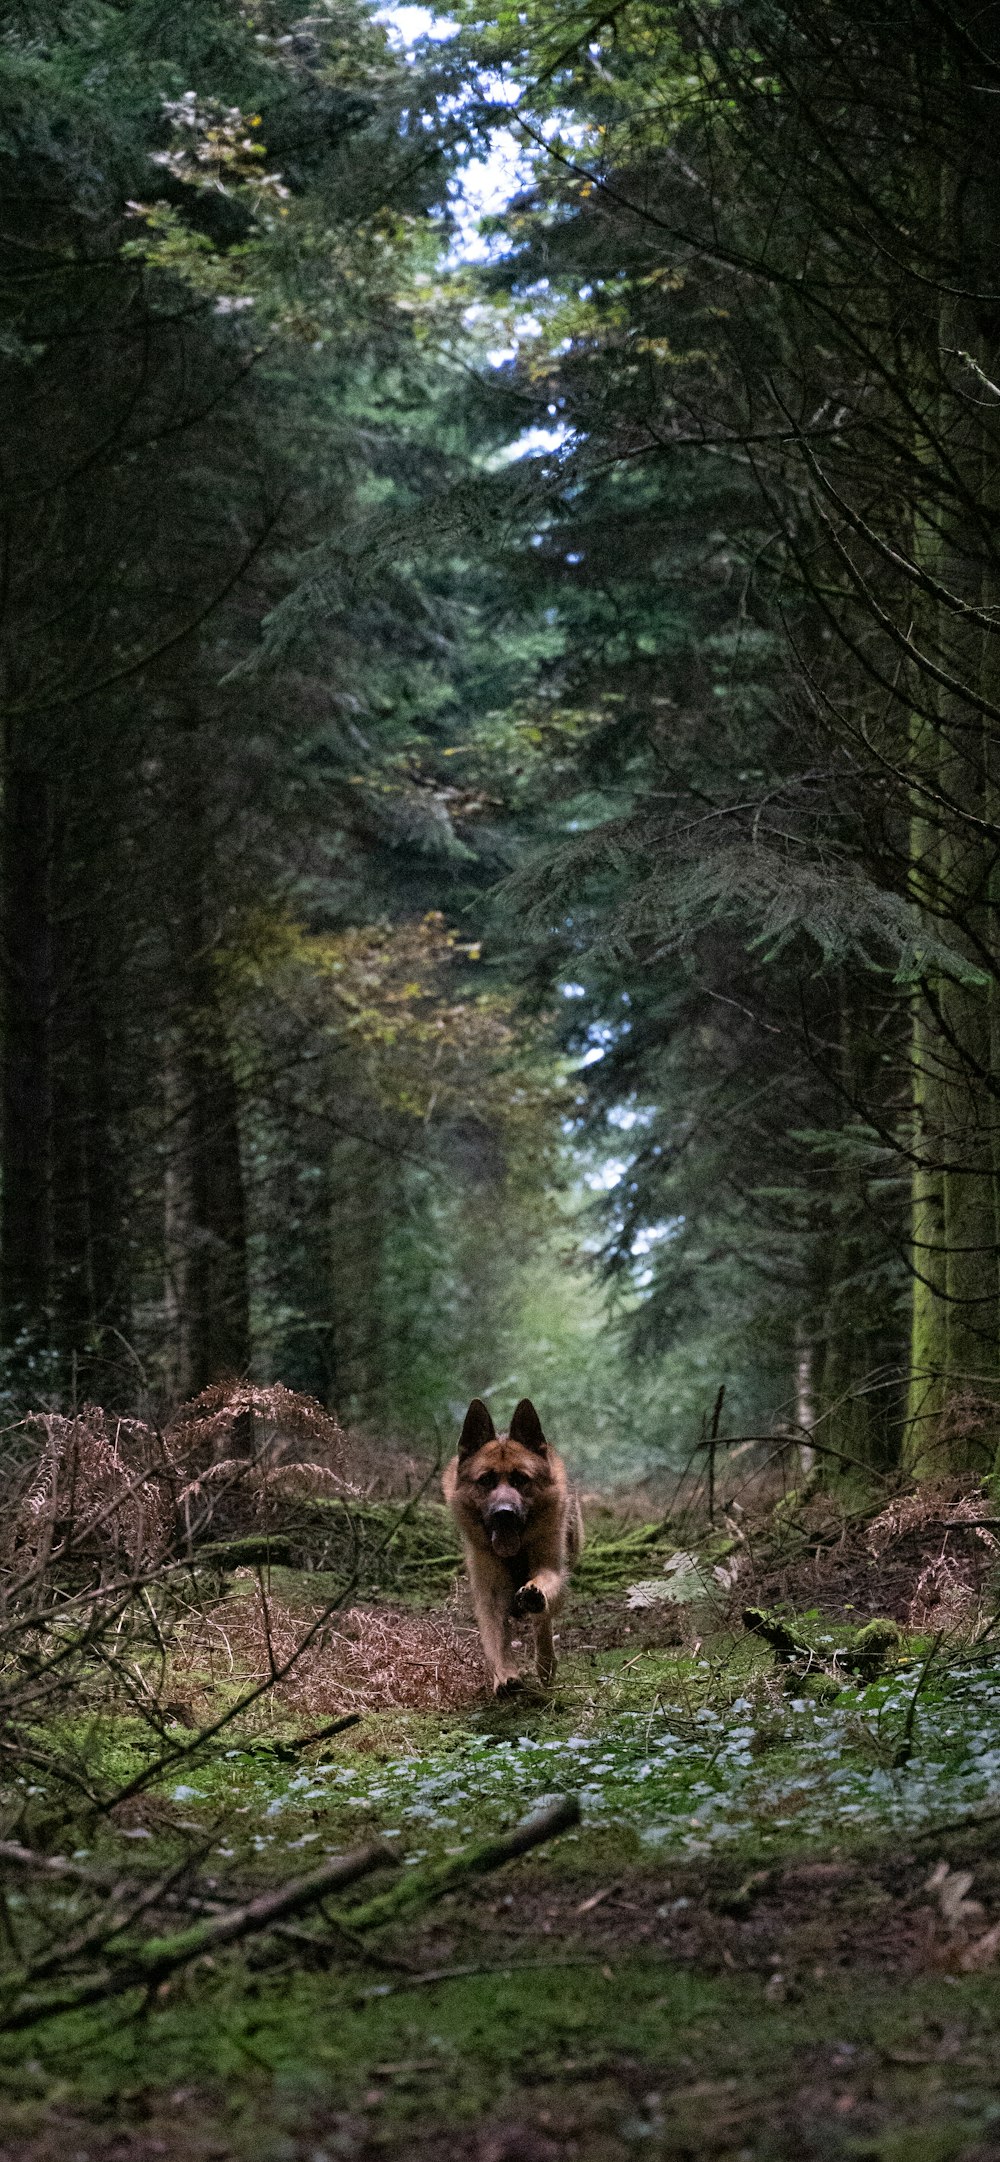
[454,0,1000,1474]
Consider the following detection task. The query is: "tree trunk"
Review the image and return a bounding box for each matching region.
[0,763,53,1350]
[328,1126,386,1424]
[904,31,1000,1471]
[167,736,251,1398]
[185,1015,251,1393]
[816,977,904,1471]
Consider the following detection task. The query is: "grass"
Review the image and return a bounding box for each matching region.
[4,1516,1000,2159]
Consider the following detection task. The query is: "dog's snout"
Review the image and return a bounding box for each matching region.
[487,1486,525,1525]
[486,1486,526,1557]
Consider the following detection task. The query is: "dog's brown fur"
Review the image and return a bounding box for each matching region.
[443,1398,583,1694]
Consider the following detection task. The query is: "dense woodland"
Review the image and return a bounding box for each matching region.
[5,5,1000,2155]
[4,0,1000,1488]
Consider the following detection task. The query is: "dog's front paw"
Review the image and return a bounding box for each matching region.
[494,1675,525,1698]
[513,1581,547,1617]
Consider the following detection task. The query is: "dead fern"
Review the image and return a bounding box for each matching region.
[867,1481,996,1557]
[10,1408,173,1571]
[176,1579,486,1714]
[165,1379,346,1476]
[7,1383,351,1572]
[909,1553,985,1635]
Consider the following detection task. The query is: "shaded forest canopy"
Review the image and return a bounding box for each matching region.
[2,0,1000,1487]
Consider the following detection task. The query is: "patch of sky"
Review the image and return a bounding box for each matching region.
[631,1221,679,1257]
[607,1101,656,1132]
[577,1019,622,1071]
[376,4,456,49]
[585,1156,630,1193]
[490,423,573,466]
[375,6,532,267]
[377,0,591,313]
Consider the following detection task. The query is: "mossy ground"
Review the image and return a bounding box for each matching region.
[4,1535,1000,2161]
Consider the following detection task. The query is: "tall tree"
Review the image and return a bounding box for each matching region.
[0,0,473,1407]
[453,0,1000,1473]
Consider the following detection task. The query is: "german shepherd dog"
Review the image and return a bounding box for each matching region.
[443,1398,583,1694]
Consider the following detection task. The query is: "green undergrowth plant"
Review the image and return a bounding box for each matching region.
[192,1497,463,1599]
[12,1626,994,1890]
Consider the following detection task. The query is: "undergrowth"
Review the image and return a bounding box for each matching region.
[4,1397,1000,2158]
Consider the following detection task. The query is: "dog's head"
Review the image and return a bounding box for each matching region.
[455,1398,550,1557]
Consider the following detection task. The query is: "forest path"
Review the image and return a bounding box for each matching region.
[3,1565,1000,2162]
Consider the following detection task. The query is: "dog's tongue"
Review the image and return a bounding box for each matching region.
[490,1520,522,1559]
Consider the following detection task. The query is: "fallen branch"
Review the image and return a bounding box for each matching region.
[339,1795,581,1935]
[1,1800,580,2031]
[741,1608,810,1662]
[111,1841,393,1974]
[0,1840,392,2031]
[0,1839,231,1915]
[225,1711,361,1763]
[0,1842,120,1891]
[21,1846,218,1989]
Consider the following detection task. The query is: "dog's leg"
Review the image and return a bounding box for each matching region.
[512,1566,565,1688]
[512,1565,564,1617]
[534,1609,556,1686]
[470,1573,521,1694]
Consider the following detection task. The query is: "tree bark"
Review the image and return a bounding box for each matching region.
[0,763,53,1348]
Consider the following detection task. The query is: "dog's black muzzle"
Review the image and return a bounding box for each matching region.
[487,1500,525,1559]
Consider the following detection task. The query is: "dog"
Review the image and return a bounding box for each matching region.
[443,1397,583,1694]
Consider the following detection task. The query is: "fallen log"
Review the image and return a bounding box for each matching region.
[338,1795,581,1935]
[106,1840,393,1977]
[0,1799,580,2030]
[0,1841,392,2031]
[741,1607,809,1661]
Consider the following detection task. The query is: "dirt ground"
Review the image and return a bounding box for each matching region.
[4,1483,1000,2162]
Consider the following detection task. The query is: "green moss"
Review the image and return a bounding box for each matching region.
[849,1617,905,1676]
[7,1568,1000,2155]
[571,1517,678,1593]
[191,1498,462,1600]
[5,1953,1000,2157]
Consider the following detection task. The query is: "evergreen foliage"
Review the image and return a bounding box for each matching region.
[1,0,998,1485]
[0,0,550,1430]
[445,0,1000,1475]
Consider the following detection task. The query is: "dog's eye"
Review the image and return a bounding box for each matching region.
[509,1471,531,1491]
[475,1472,496,1489]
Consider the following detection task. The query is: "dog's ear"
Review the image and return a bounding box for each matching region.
[458,1398,496,1458]
[509,1398,547,1454]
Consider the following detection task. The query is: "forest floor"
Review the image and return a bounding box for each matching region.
[4,1494,1000,2162]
